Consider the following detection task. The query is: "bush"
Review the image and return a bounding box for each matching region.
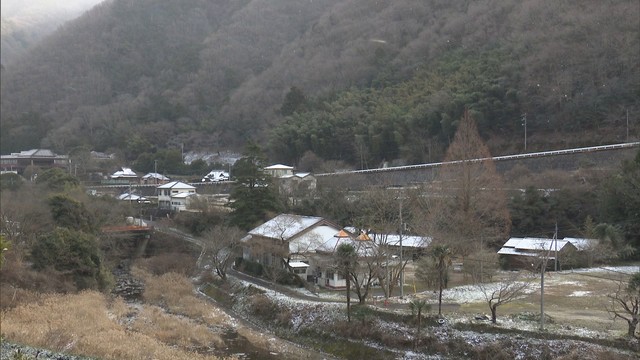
[277,271,305,287]
[134,253,196,276]
[238,259,264,277]
[249,294,277,320]
[475,342,514,360]
[29,228,110,291]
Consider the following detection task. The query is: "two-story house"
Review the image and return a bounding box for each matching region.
[157,181,196,211]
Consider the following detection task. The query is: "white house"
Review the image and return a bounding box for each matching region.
[240,214,349,286]
[264,164,295,178]
[157,181,196,211]
[240,214,431,288]
[202,170,230,182]
[277,172,317,206]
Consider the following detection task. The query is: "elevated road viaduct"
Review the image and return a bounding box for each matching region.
[316,142,640,191]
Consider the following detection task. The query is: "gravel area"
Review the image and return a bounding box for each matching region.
[0,341,95,360]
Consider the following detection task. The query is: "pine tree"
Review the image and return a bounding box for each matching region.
[228,142,282,230]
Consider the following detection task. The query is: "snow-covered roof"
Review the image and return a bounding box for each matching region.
[499,237,596,256]
[15,149,57,157]
[281,172,314,179]
[502,237,569,252]
[288,261,310,268]
[172,192,197,199]
[157,181,195,189]
[203,170,230,178]
[248,214,325,241]
[343,228,430,248]
[264,164,294,170]
[386,234,431,248]
[564,237,597,251]
[497,247,548,257]
[142,172,170,180]
[116,193,150,203]
[289,224,346,254]
[110,167,138,178]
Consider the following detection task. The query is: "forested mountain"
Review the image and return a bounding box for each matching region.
[1,0,638,169]
[0,0,104,65]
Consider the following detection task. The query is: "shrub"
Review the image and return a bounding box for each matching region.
[29,228,110,291]
[239,259,263,277]
[475,342,514,360]
[277,271,305,287]
[249,294,277,321]
[134,253,196,276]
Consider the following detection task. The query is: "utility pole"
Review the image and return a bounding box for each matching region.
[554,221,558,272]
[540,223,557,331]
[399,199,403,299]
[521,113,527,152]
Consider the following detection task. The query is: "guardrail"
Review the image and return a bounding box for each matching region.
[316,142,640,176]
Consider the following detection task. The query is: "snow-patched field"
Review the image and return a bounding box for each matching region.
[226,266,639,359]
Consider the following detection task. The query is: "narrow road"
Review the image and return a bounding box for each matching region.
[156,223,461,311]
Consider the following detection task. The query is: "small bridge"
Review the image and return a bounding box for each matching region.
[102,225,154,257]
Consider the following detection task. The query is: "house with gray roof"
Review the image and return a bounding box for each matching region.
[1,149,68,174]
[498,237,597,270]
[241,214,431,288]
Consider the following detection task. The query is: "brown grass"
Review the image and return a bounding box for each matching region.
[134,253,196,275]
[0,291,221,360]
[130,305,224,349]
[406,265,633,336]
[131,267,232,327]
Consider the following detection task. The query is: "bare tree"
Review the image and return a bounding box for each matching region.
[348,238,379,304]
[477,272,531,324]
[607,272,640,338]
[357,186,413,298]
[201,225,244,280]
[418,110,511,257]
[463,249,499,283]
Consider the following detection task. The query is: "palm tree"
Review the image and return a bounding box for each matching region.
[432,244,453,317]
[409,299,429,347]
[336,243,357,322]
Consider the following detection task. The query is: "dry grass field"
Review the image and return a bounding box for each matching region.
[0,266,327,359]
[2,258,637,359]
[402,265,639,338]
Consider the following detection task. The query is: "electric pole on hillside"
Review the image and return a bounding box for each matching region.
[521,113,527,152]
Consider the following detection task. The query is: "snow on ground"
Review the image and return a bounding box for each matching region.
[222,266,639,359]
[572,265,640,274]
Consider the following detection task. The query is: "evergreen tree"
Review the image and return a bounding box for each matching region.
[228,142,282,230]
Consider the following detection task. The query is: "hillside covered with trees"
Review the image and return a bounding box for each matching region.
[1,0,638,169]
